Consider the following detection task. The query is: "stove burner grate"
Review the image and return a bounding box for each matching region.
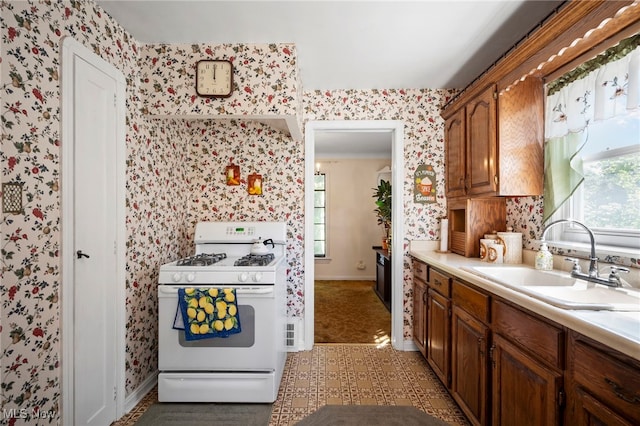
[234,253,275,267]
[177,253,227,267]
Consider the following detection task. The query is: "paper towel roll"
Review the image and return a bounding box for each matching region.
[440,218,448,252]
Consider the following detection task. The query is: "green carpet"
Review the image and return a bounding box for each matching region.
[295,405,450,425]
[133,402,272,425]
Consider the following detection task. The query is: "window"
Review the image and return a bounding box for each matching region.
[314,173,327,257]
[552,111,640,249]
[543,37,639,252]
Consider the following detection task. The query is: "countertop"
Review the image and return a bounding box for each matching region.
[409,247,640,361]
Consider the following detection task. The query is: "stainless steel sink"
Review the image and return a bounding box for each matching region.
[462,265,640,311]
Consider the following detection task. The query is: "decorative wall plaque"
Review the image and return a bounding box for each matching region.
[225,163,240,185]
[414,164,436,204]
[248,173,263,195]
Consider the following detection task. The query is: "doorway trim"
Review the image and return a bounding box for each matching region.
[60,36,127,424]
[304,120,404,351]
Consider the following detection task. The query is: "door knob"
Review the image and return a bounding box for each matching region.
[76,250,90,259]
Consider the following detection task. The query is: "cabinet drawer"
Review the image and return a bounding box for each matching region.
[452,280,489,323]
[412,260,427,283]
[492,300,564,370]
[571,333,640,422]
[429,268,451,298]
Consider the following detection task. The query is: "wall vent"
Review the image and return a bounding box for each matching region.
[285,321,298,351]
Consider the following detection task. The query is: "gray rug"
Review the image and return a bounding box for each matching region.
[133,402,272,425]
[295,405,450,426]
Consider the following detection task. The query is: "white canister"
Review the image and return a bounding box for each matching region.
[496,230,523,264]
[487,243,503,264]
[479,239,494,262]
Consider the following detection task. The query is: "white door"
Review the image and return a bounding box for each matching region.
[62,37,126,426]
[73,55,118,425]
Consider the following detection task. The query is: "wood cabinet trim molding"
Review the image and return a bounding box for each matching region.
[442,1,638,115]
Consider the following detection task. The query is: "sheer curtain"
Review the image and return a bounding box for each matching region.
[543,40,640,223]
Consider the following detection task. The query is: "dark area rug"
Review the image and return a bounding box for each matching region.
[315,280,391,343]
[133,402,272,426]
[296,405,450,426]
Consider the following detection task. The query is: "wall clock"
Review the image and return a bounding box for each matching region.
[196,59,233,98]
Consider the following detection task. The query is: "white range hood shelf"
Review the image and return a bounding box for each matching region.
[146,113,302,141]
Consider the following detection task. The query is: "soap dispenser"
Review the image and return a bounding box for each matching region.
[535,242,554,271]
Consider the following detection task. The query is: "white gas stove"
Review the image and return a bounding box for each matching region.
[157,221,287,403]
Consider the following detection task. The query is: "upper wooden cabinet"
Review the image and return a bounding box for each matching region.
[444,77,543,199]
[466,85,498,197]
[445,108,466,198]
[441,1,640,201]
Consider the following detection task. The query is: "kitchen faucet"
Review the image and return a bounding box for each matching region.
[540,219,629,287]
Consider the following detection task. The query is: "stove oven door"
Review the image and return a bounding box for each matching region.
[158,284,284,372]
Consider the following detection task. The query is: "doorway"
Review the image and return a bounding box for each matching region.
[61,37,127,425]
[304,120,404,351]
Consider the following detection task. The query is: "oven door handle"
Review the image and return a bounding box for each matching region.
[158,286,274,295]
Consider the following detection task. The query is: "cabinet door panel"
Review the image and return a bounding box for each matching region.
[573,387,634,426]
[568,331,640,424]
[492,334,562,426]
[446,108,466,198]
[413,277,427,357]
[466,85,497,196]
[451,306,489,426]
[428,289,451,387]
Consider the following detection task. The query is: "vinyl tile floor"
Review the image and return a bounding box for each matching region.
[113,344,470,425]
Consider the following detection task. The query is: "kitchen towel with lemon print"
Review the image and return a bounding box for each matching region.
[174,287,241,340]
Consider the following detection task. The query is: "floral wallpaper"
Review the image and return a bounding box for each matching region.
[125,117,193,392]
[1,1,145,422]
[139,43,300,117]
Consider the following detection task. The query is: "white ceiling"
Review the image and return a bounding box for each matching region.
[96,0,564,157]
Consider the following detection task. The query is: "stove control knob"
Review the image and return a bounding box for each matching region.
[252,272,263,282]
[239,272,248,282]
[172,273,182,282]
[186,273,196,282]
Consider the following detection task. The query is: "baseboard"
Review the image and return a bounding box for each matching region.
[402,339,419,352]
[314,275,376,281]
[124,371,157,414]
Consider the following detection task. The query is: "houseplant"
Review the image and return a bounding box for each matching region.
[373,179,392,250]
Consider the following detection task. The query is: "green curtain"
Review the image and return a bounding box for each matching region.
[542,131,585,223]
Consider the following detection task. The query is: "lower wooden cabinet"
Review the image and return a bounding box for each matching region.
[410,258,638,425]
[412,267,428,358]
[491,299,565,426]
[571,387,633,426]
[566,331,640,425]
[451,306,489,426]
[427,289,451,387]
[491,333,564,426]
